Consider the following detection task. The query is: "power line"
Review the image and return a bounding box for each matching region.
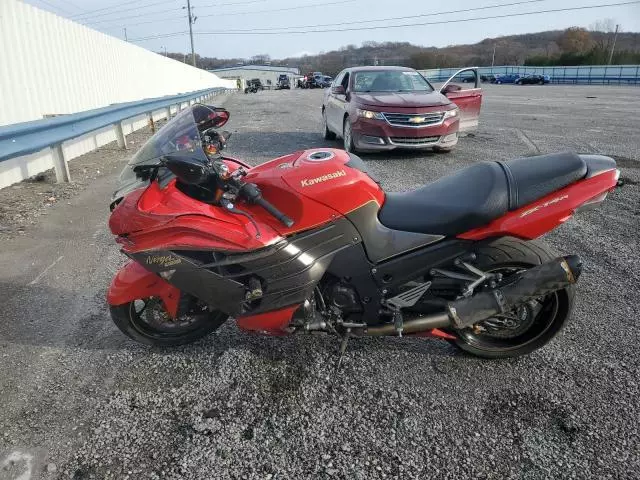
[202,0,355,18]
[203,0,551,32]
[52,0,86,12]
[70,0,177,19]
[83,4,183,24]
[200,0,640,34]
[96,0,545,31]
[87,0,354,27]
[35,0,75,15]
[128,0,640,41]
[73,0,269,22]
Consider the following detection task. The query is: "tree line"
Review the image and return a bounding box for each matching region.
[163,24,640,76]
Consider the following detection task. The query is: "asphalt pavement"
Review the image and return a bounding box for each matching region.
[0,85,639,480]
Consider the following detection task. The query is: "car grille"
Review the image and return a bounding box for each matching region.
[383,112,444,128]
[390,136,440,146]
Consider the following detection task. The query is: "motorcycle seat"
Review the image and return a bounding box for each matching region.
[378,152,588,236]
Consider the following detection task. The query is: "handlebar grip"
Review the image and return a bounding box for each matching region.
[255,197,294,228]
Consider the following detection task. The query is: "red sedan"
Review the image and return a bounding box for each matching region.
[322,66,482,153]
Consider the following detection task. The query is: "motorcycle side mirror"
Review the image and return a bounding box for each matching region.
[165,153,211,185]
[194,105,230,130]
[222,130,232,141]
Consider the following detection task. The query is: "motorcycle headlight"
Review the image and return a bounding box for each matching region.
[443,107,459,119]
[356,109,384,120]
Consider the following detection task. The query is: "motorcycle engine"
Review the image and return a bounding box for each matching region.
[328,282,362,314]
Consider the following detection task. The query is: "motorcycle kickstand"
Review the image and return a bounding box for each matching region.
[335,328,352,373]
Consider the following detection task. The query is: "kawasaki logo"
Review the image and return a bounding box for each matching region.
[300,169,347,187]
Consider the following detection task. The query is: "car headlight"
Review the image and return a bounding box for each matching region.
[443,107,459,119]
[356,109,384,120]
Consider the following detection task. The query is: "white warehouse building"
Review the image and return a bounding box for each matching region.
[209,65,300,89]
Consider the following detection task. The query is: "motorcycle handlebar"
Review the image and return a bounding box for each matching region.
[255,197,294,228]
[238,182,294,228]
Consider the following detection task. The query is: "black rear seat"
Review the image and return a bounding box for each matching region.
[378,152,595,236]
[497,152,587,210]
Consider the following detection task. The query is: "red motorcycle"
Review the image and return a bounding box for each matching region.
[107,104,618,359]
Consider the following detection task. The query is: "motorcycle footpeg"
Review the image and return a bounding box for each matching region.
[393,310,404,337]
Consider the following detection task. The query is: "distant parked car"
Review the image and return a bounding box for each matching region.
[480,74,496,83]
[494,74,520,84]
[275,74,291,90]
[244,78,264,93]
[515,74,551,85]
[298,72,325,89]
[322,75,333,87]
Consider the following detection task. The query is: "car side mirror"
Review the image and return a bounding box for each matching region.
[332,85,346,95]
[441,84,462,95]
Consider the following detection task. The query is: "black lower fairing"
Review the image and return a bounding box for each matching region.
[130,202,473,324]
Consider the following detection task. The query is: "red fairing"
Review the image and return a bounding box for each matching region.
[107,261,180,317]
[458,170,618,240]
[109,149,383,254]
[411,329,457,340]
[111,181,284,253]
[236,305,300,335]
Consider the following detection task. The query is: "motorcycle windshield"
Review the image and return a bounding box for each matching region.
[113,107,208,200]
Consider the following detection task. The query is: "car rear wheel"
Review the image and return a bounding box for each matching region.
[322,109,336,140]
[343,118,356,153]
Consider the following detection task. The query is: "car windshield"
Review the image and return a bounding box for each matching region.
[352,70,434,93]
[114,106,208,200]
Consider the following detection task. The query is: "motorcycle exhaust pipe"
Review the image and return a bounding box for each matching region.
[365,255,582,336]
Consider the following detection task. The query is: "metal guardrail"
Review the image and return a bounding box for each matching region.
[421,65,640,85]
[0,87,231,183]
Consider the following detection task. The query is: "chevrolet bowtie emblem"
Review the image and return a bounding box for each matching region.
[409,116,427,123]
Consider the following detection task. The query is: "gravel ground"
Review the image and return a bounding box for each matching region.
[0,85,639,480]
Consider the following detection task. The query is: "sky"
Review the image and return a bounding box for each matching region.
[25,0,640,59]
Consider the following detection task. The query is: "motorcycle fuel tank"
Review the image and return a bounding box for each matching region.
[244,149,385,235]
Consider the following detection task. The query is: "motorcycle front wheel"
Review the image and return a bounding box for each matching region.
[453,237,575,359]
[110,295,228,346]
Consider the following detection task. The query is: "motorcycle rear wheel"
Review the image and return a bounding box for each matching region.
[110,296,228,346]
[453,237,575,359]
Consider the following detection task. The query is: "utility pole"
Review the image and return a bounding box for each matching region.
[491,45,496,68]
[123,27,128,42]
[186,0,196,67]
[608,24,620,65]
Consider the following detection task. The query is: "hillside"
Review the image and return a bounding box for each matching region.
[280,30,640,75]
[183,29,640,75]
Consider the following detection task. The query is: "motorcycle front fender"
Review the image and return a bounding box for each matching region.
[107,261,180,318]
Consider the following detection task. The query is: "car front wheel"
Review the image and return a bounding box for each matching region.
[343,118,356,153]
